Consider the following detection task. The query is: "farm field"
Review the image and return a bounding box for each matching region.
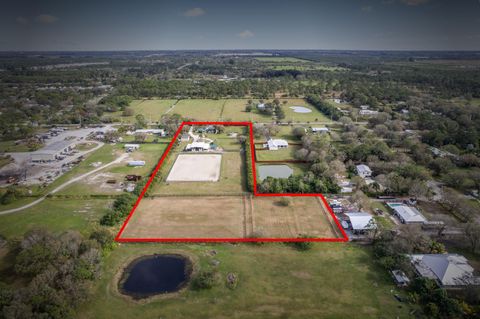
[113,99,177,123]
[119,195,340,239]
[78,243,413,319]
[121,98,331,123]
[172,99,225,120]
[120,196,245,239]
[255,57,312,63]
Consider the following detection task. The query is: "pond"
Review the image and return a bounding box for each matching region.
[289,106,312,113]
[119,254,192,299]
[258,164,293,180]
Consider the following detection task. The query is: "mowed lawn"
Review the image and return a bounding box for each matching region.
[78,243,413,319]
[172,99,225,120]
[0,198,111,239]
[114,99,177,123]
[282,99,331,122]
[221,99,274,122]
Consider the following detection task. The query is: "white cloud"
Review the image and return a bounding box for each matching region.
[35,14,59,24]
[238,30,254,38]
[16,16,29,25]
[183,8,205,17]
[401,0,429,6]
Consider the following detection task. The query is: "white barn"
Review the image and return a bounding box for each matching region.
[265,139,288,151]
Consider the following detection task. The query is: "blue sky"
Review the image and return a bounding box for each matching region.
[1,0,479,51]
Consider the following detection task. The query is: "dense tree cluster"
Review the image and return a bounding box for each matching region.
[0,229,112,318]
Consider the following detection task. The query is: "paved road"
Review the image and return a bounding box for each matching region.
[0,153,129,215]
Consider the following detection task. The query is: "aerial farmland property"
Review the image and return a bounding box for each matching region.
[1,1,480,317]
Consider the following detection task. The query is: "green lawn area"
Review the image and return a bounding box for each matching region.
[0,198,111,239]
[0,140,37,153]
[255,56,312,63]
[78,243,413,319]
[221,99,274,122]
[282,99,331,122]
[255,145,301,161]
[113,99,177,123]
[172,99,225,121]
[270,65,346,72]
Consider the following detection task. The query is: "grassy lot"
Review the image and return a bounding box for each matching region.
[173,99,225,121]
[255,57,311,63]
[255,145,301,161]
[0,140,38,153]
[282,99,332,122]
[221,99,274,122]
[0,198,111,239]
[270,65,346,72]
[78,243,413,319]
[115,98,332,123]
[113,99,177,123]
[0,156,13,169]
[152,151,246,195]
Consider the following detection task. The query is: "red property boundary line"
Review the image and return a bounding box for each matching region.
[115,121,348,243]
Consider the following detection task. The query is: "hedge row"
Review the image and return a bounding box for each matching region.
[244,138,254,192]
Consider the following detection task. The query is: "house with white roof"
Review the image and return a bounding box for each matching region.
[386,202,427,224]
[356,164,372,178]
[344,212,375,234]
[409,254,480,287]
[265,139,288,151]
[257,103,266,110]
[311,127,329,134]
[185,141,211,152]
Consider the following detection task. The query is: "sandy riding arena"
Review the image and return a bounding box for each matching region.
[166,154,222,182]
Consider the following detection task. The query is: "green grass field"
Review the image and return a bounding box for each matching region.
[119,98,331,123]
[255,57,311,63]
[77,243,413,319]
[113,99,177,123]
[255,145,301,161]
[0,198,111,239]
[221,99,273,122]
[173,99,225,120]
[0,140,37,153]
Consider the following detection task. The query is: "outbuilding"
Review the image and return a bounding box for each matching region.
[265,139,288,151]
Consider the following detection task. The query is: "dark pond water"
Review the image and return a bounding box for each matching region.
[120,254,191,299]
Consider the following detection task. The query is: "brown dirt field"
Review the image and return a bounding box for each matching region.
[251,196,339,238]
[120,195,341,239]
[121,196,245,238]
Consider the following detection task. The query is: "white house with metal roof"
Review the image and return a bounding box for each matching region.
[265,139,288,151]
[356,164,372,178]
[409,254,480,287]
[311,127,329,134]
